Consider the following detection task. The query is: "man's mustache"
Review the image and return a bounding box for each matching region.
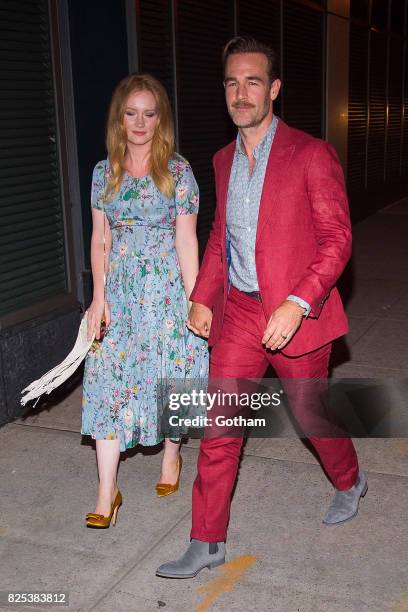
[232,102,255,109]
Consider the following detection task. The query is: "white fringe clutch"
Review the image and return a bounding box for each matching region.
[20,315,95,407]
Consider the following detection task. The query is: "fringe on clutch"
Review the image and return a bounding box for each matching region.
[20,316,95,407]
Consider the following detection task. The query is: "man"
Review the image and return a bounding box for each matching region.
[156,36,367,579]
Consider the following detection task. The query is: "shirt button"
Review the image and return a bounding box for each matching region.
[245,198,249,203]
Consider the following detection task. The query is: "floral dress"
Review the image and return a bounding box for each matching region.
[81,156,209,451]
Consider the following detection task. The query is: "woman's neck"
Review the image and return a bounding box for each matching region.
[124,142,152,177]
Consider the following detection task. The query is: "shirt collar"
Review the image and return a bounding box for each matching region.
[236,115,278,159]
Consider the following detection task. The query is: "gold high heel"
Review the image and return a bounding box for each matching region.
[155,456,182,497]
[86,490,122,528]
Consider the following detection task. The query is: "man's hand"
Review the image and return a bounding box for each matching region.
[262,300,304,350]
[187,302,212,338]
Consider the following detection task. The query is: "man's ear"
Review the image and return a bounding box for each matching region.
[270,79,281,101]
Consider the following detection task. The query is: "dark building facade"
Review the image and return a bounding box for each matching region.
[1,0,408,425]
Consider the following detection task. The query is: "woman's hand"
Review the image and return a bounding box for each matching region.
[86,300,111,341]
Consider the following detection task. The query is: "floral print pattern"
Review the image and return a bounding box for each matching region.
[81,156,209,451]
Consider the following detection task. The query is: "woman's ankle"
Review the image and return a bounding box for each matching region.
[98,481,118,497]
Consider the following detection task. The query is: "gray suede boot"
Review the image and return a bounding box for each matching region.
[156,539,226,578]
[323,471,368,525]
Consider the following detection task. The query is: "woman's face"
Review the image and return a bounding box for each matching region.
[123,89,159,147]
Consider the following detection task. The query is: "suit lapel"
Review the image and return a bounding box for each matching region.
[256,120,295,243]
[215,120,296,244]
[216,142,235,229]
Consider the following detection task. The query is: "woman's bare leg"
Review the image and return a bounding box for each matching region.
[94,438,121,515]
[158,439,181,485]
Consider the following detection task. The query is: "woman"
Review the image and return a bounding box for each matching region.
[81,74,208,528]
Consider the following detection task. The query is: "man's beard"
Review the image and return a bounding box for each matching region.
[230,99,271,128]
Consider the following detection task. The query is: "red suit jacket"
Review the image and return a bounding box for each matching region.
[190,118,351,357]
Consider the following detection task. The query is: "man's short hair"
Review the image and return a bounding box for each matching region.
[222,36,280,84]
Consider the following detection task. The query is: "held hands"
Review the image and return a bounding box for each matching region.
[186,302,212,339]
[86,299,111,341]
[262,299,304,351]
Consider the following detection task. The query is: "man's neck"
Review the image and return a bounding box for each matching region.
[238,113,274,159]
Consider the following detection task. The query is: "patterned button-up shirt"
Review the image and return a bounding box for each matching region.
[225,115,311,315]
[226,116,278,292]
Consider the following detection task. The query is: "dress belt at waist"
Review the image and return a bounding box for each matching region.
[110,222,174,231]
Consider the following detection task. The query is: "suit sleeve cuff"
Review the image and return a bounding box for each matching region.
[287,295,311,318]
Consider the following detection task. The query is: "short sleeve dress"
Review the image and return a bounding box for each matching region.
[81,156,209,451]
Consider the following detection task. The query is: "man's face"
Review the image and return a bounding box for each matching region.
[224,52,280,128]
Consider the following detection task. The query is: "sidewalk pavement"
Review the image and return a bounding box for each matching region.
[1,200,408,612]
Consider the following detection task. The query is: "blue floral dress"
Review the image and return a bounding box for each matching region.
[81,157,209,451]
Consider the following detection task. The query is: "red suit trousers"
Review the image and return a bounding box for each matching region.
[191,286,359,542]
